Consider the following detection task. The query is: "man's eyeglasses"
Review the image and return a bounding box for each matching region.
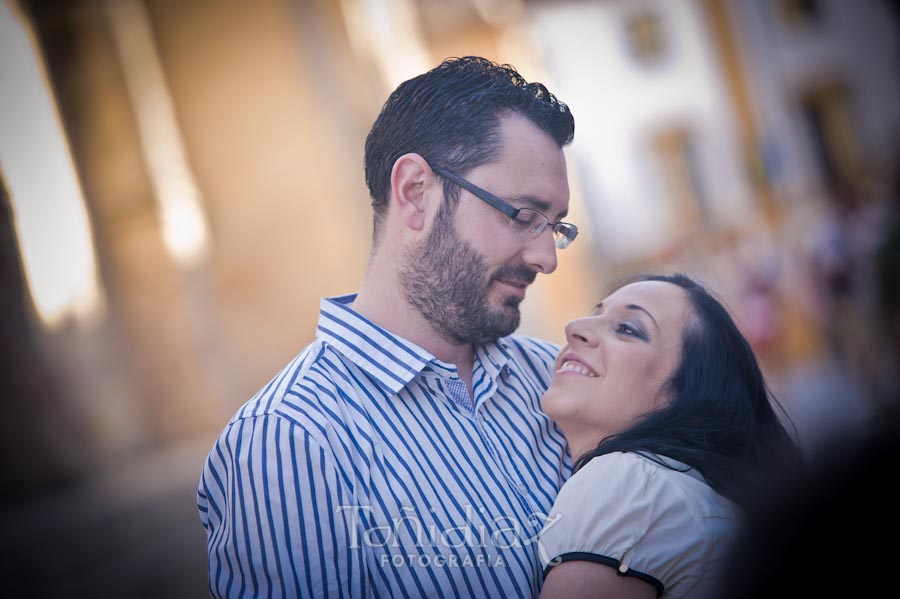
[428,163,578,249]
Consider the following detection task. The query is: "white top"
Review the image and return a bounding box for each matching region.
[538,451,737,598]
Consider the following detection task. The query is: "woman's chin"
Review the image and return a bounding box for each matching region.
[540,387,567,423]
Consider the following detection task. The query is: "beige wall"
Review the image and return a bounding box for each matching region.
[22,0,598,464]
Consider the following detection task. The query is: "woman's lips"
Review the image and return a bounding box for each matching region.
[555,354,598,377]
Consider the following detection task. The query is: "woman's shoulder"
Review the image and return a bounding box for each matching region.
[572,451,734,518]
[576,449,693,479]
[542,451,737,597]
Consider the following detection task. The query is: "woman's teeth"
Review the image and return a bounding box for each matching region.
[558,361,597,377]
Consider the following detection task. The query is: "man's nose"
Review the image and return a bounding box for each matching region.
[522,229,558,274]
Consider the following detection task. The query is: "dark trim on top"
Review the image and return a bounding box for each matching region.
[543,551,664,598]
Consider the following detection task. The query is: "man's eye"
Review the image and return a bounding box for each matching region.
[515,211,539,225]
[510,213,539,233]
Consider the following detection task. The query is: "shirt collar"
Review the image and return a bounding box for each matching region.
[316,294,432,395]
[316,294,513,394]
[476,336,512,382]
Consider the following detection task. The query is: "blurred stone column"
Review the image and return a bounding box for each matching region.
[24,0,228,452]
[0,171,87,502]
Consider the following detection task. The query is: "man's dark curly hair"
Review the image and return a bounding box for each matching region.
[364,56,574,243]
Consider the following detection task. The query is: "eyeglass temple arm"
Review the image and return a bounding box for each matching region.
[431,163,577,242]
[429,165,520,220]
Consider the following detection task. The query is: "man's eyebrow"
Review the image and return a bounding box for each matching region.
[513,195,567,219]
[592,302,660,332]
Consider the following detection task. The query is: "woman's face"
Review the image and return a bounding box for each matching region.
[542,281,692,444]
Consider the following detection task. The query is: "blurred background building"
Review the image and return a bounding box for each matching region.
[1,0,898,596]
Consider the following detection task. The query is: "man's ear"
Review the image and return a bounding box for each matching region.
[390,153,436,232]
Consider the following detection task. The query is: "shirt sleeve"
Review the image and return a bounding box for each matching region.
[198,414,368,599]
[538,452,721,597]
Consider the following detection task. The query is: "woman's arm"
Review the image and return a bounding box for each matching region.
[540,560,658,599]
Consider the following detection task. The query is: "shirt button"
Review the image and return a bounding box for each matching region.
[618,563,629,574]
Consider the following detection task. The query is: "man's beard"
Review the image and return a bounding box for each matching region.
[399,202,536,345]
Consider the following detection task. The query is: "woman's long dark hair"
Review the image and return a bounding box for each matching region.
[573,274,800,505]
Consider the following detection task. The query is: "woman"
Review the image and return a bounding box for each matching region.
[538,274,798,599]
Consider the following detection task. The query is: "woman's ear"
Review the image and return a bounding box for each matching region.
[653,379,677,411]
[390,153,434,232]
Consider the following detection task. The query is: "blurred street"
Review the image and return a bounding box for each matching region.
[1,436,214,598]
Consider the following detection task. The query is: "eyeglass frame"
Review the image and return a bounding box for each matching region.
[426,162,578,249]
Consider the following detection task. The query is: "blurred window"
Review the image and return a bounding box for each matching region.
[798,81,859,191]
[625,10,667,64]
[775,0,822,29]
[649,127,707,234]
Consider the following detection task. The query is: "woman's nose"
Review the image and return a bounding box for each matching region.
[565,316,598,347]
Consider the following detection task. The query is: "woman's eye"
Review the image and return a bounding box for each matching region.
[616,322,641,337]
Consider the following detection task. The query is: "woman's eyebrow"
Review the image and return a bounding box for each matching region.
[626,304,659,332]
[593,302,659,332]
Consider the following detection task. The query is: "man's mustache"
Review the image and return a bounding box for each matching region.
[490,265,537,286]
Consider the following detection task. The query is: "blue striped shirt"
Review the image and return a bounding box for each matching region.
[198,294,571,598]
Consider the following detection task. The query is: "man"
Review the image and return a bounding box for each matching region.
[199,56,577,598]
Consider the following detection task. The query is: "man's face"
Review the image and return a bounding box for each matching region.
[400,199,534,344]
[400,114,570,344]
